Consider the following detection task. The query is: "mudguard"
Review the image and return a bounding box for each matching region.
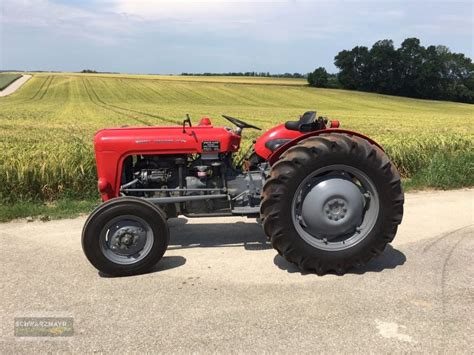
[264,128,384,166]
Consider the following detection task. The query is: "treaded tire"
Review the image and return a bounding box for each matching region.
[82,197,169,276]
[260,133,404,275]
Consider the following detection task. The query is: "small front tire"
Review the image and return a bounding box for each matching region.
[82,197,169,276]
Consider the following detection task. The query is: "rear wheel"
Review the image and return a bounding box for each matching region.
[82,197,169,276]
[260,133,404,275]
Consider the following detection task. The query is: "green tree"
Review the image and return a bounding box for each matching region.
[307,67,329,87]
[334,46,371,90]
[418,45,449,99]
[367,39,399,94]
[397,38,425,97]
[334,37,474,103]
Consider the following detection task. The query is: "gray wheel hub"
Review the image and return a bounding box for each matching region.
[99,215,154,265]
[292,164,380,251]
[301,178,364,238]
[109,226,147,256]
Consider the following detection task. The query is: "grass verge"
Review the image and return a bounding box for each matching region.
[402,151,473,190]
[0,198,99,223]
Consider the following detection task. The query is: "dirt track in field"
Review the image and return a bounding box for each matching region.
[0,75,32,97]
[1,189,473,353]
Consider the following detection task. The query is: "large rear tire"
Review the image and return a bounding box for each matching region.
[82,197,169,276]
[260,133,404,275]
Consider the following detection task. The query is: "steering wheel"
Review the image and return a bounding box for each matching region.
[222,115,261,131]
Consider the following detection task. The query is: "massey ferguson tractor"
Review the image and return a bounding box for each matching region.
[82,111,404,276]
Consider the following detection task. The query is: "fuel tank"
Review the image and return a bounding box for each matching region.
[254,124,303,160]
[254,123,383,164]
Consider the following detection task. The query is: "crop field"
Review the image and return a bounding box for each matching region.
[0,73,473,210]
[0,73,22,91]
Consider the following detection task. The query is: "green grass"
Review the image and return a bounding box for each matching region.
[0,73,22,90]
[0,198,100,222]
[0,72,472,220]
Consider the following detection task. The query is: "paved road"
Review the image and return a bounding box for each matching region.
[1,189,473,353]
[0,75,32,97]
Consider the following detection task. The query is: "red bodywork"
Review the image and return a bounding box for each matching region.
[94,122,240,201]
[94,117,382,201]
[254,124,303,159]
[254,124,383,164]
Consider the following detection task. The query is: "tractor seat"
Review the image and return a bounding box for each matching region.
[285,111,317,132]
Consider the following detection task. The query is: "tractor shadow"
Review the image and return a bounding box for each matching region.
[274,244,406,276]
[99,217,268,278]
[99,255,187,278]
[167,217,272,251]
[168,217,406,275]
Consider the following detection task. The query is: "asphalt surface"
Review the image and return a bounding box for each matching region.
[1,189,473,353]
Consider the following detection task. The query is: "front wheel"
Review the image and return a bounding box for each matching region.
[82,197,169,276]
[260,133,404,275]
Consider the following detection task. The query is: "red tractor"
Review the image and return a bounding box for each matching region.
[82,112,404,276]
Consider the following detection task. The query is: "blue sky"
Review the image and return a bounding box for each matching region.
[1,0,472,74]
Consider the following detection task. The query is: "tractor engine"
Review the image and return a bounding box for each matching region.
[121,152,265,218]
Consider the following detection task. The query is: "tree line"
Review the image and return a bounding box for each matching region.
[308,38,473,104]
[181,72,305,78]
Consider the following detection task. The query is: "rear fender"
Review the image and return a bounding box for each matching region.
[267,129,384,166]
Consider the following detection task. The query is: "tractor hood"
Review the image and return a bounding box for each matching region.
[94,125,241,155]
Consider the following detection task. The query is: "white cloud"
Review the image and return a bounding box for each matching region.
[1,0,285,44]
[112,0,282,20]
[1,0,471,51]
[108,0,356,42]
[0,0,418,46]
[1,0,133,44]
[110,0,273,33]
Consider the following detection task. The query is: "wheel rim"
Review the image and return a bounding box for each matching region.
[99,215,154,265]
[291,164,379,251]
